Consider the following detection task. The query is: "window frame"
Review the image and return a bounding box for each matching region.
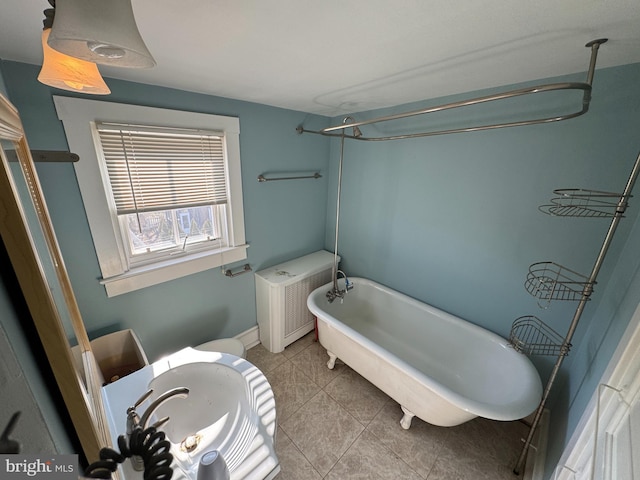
[54,96,247,297]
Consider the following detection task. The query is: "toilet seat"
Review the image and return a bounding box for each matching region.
[195,338,246,358]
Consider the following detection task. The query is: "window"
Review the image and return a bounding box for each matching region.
[54,97,247,297]
[95,123,228,263]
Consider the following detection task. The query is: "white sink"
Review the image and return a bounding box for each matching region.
[101,347,279,480]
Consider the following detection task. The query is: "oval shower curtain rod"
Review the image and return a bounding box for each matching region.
[296,39,608,141]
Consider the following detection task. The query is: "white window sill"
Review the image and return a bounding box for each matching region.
[100,244,249,297]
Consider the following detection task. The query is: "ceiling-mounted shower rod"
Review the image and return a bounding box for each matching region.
[296,39,607,141]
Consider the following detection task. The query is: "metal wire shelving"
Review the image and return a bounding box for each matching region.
[539,189,632,218]
[524,261,593,304]
[512,150,640,474]
[509,316,570,357]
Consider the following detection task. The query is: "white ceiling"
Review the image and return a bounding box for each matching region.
[1,1,639,117]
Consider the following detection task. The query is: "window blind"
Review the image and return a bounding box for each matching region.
[95,122,228,215]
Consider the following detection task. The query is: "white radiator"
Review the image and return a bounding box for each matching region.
[255,250,337,353]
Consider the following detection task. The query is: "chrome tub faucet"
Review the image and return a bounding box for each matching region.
[326,270,353,303]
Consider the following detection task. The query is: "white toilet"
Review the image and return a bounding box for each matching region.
[195,338,247,358]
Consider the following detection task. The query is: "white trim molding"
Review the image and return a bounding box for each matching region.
[553,301,640,480]
[53,96,247,296]
[235,325,260,351]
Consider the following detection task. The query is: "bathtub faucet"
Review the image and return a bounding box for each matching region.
[327,270,353,303]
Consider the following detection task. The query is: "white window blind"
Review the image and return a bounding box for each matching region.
[96,123,228,215]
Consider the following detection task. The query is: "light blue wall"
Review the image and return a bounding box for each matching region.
[321,62,640,479]
[1,61,331,361]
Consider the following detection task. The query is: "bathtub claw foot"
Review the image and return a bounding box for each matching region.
[326,351,337,370]
[400,406,415,430]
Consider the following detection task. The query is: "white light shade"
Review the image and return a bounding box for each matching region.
[38,28,111,95]
[47,0,155,69]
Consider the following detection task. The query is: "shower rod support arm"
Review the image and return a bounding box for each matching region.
[297,39,607,142]
[585,38,607,86]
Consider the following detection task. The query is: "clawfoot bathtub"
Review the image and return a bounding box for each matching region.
[308,277,542,429]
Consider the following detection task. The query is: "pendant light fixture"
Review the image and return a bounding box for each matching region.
[47,0,156,68]
[37,5,111,95]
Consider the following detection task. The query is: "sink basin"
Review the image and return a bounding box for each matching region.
[101,347,279,480]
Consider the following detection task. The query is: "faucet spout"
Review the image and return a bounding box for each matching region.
[326,270,353,303]
[139,387,190,430]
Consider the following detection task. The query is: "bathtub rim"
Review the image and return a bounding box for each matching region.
[307,277,543,422]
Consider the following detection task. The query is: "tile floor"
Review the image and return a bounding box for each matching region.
[246,332,530,480]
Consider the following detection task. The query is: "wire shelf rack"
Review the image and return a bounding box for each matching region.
[539,189,631,218]
[525,261,593,303]
[509,316,570,356]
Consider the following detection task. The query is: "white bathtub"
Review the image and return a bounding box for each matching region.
[307,277,542,428]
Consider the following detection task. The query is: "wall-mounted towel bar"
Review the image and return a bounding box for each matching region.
[224,264,252,277]
[258,172,321,182]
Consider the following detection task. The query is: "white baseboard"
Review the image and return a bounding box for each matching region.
[235,325,260,350]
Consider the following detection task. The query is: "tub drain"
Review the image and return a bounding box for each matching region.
[180,433,201,453]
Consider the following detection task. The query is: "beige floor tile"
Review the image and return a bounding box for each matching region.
[266,360,321,422]
[282,331,316,359]
[280,390,364,476]
[427,440,519,480]
[324,367,390,425]
[443,417,528,469]
[276,426,291,449]
[289,341,345,388]
[325,430,422,480]
[274,427,322,480]
[254,333,535,479]
[247,343,288,374]
[366,401,446,478]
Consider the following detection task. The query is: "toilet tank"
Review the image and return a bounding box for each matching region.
[255,250,337,353]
